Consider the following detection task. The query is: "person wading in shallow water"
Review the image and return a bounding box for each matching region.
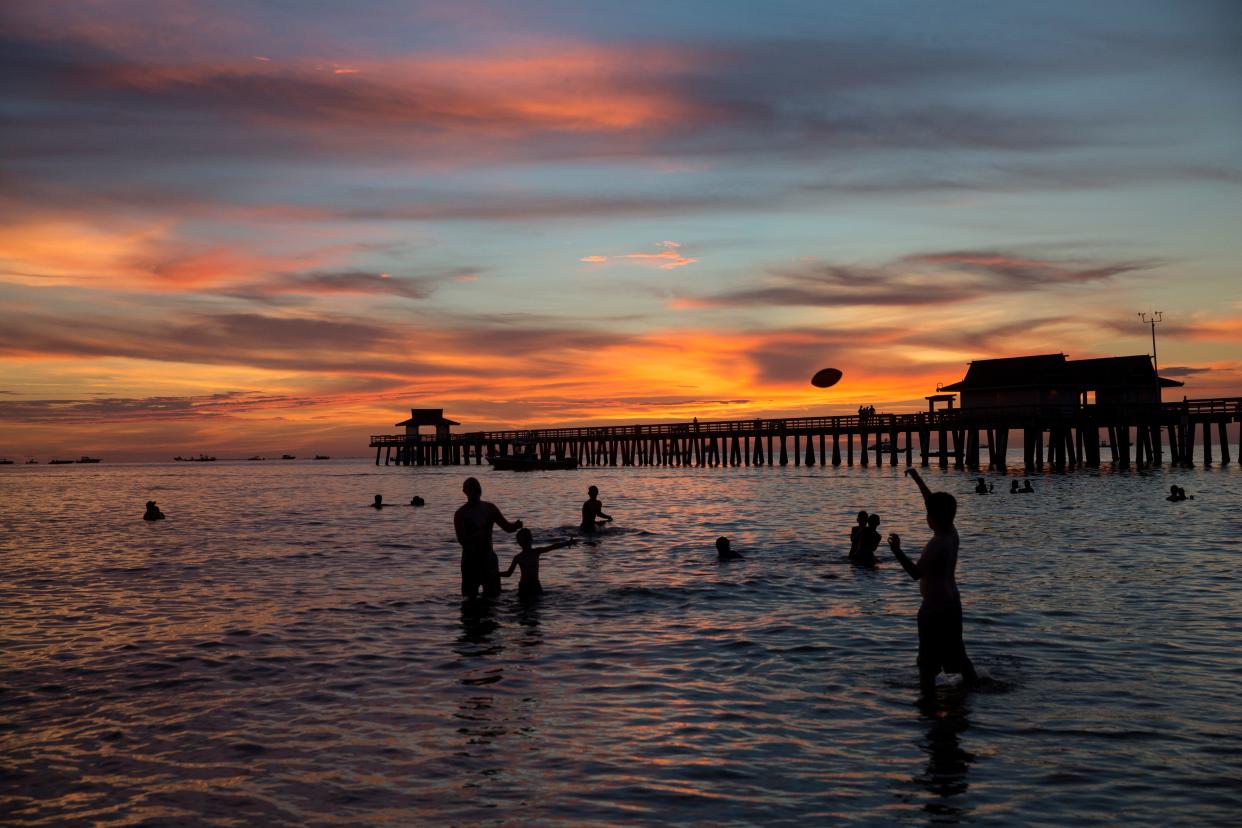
[580,485,613,534]
[454,477,522,599]
[888,469,980,697]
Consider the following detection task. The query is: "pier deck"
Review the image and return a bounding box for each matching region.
[370,397,1242,473]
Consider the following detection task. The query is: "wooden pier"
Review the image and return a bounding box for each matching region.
[371,397,1242,473]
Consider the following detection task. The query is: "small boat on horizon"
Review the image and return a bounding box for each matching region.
[26,458,38,464]
[174,454,216,462]
[49,459,75,465]
[0,458,13,465]
[247,456,265,461]
[77,456,101,463]
[313,455,330,460]
[281,454,296,460]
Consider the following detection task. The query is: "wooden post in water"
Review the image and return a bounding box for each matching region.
[1218,421,1231,465]
[860,428,869,467]
[779,432,789,466]
[847,432,854,466]
[793,434,801,467]
[1202,421,1213,466]
[820,432,827,466]
[832,432,841,466]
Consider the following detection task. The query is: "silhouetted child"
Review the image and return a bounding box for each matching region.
[854,514,881,567]
[143,500,165,521]
[716,536,744,561]
[1010,480,1020,494]
[580,485,613,533]
[1021,479,1034,493]
[371,494,385,509]
[1166,485,1180,502]
[410,496,425,507]
[888,468,979,697]
[974,478,988,494]
[848,510,868,558]
[501,528,577,598]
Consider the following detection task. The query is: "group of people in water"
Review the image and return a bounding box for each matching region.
[371,494,424,508]
[451,469,979,698]
[1167,485,1194,501]
[973,477,1034,494]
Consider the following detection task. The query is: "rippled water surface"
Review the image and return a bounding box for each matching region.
[3,459,1240,825]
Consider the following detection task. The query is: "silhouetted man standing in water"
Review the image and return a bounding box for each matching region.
[888,469,979,697]
[454,477,522,599]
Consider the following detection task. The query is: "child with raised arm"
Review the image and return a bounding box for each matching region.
[501,528,578,599]
[887,468,979,697]
[848,510,868,560]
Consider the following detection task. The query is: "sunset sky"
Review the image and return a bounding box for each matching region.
[2,0,1240,459]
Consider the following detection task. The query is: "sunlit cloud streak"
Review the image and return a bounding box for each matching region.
[580,241,697,269]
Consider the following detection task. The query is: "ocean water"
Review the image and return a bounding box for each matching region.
[2,458,1240,826]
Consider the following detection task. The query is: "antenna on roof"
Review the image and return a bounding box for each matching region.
[1138,311,1163,397]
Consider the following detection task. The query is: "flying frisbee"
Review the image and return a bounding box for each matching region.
[811,367,843,388]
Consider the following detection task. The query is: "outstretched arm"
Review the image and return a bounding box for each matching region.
[598,510,613,522]
[534,538,578,554]
[887,533,922,581]
[501,556,518,578]
[905,468,933,506]
[491,504,523,533]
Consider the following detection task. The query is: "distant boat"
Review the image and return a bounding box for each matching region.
[281,454,296,460]
[174,454,216,462]
[26,458,38,464]
[0,458,13,465]
[247,455,265,461]
[49,459,75,465]
[77,456,101,463]
[313,455,330,460]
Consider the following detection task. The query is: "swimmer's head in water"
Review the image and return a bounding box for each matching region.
[373,494,382,505]
[1170,485,1179,494]
[463,477,482,500]
[868,513,881,527]
[715,536,730,554]
[515,527,533,547]
[146,500,157,509]
[856,510,868,524]
[926,492,956,530]
[588,485,599,497]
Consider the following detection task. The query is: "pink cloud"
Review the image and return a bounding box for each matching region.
[580,241,698,270]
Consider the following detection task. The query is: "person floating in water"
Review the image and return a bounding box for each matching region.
[716,536,744,561]
[501,528,577,599]
[143,500,165,521]
[454,477,522,599]
[410,496,425,507]
[854,513,882,567]
[371,494,386,509]
[1010,480,1020,494]
[974,478,988,494]
[1021,479,1034,493]
[1166,485,1192,502]
[580,485,613,533]
[887,468,980,698]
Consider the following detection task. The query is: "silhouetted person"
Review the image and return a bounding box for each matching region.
[580,485,613,533]
[1021,479,1034,493]
[1166,485,1180,502]
[888,469,979,697]
[501,528,577,599]
[1009,480,1020,494]
[143,500,165,521]
[454,477,522,599]
[410,496,425,507]
[974,478,988,494]
[371,494,385,509]
[848,510,868,559]
[855,514,881,567]
[716,536,744,561]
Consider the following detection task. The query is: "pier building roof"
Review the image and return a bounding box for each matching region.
[940,354,1182,392]
[395,408,460,427]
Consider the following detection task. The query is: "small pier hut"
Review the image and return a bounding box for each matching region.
[377,409,460,465]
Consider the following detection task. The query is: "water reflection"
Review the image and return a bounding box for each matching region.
[914,700,975,823]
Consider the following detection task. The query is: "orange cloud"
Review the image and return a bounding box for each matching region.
[580,241,698,269]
